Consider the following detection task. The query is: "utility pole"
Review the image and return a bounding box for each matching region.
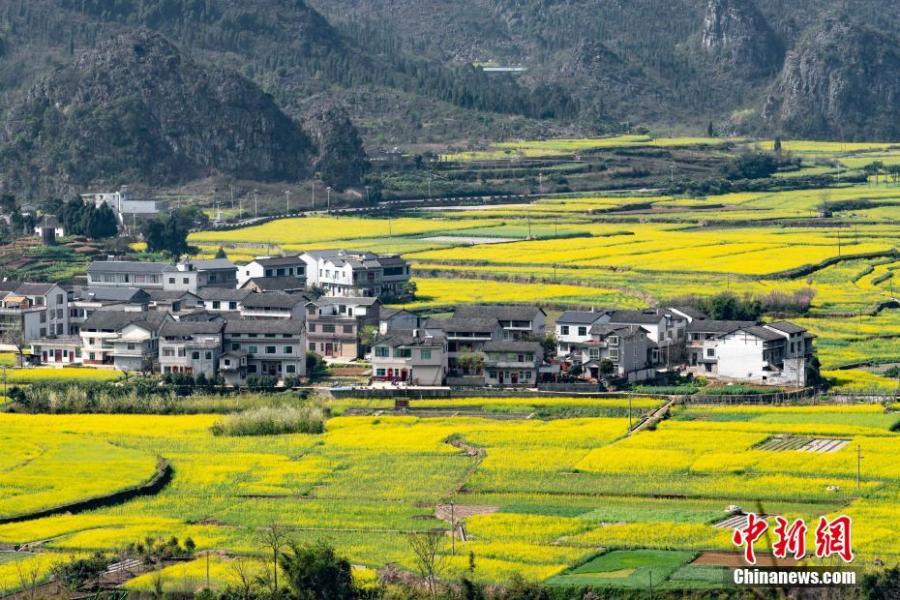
[285,190,291,214]
[450,501,455,556]
[206,551,210,590]
[254,190,259,218]
[857,444,862,490]
[230,184,235,211]
[538,172,543,195]
[365,185,371,205]
[628,395,632,432]
[326,187,332,213]
[312,182,316,211]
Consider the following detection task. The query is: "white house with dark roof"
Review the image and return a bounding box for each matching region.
[371,330,447,385]
[88,261,174,289]
[0,282,69,341]
[79,310,171,371]
[197,287,253,313]
[222,318,306,383]
[555,310,609,356]
[159,320,225,377]
[68,287,151,335]
[301,250,411,299]
[714,321,816,386]
[237,255,307,288]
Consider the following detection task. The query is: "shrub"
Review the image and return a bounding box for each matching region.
[211,406,325,436]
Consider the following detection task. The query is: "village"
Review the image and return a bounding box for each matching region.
[1,221,819,391]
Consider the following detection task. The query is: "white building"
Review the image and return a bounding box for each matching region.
[371,330,447,385]
[713,322,816,386]
[0,282,69,341]
[301,250,411,299]
[236,255,307,288]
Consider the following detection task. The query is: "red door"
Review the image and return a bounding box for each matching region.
[55,350,63,363]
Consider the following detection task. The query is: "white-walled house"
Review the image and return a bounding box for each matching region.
[483,340,543,386]
[237,255,307,288]
[577,324,657,383]
[301,250,411,299]
[0,282,69,341]
[555,310,608,357]
[713,322,816,386]
[79,311,171,371]
[371,330,447,385]
[454,305,546,340]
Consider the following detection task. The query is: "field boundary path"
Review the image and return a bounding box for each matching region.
[0,458,172,525]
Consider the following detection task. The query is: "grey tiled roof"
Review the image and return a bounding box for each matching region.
[765,321,807,335]
[188,258,236,271]
[81,310,169,332]
[160,321,225,336]
[224,319,304,335]
[242,291,309,309]
[88,261,174,274]
[737,326,787,342]
[454,305,545,321]
[483,340,543,354]
[556,310,608,325]
[14,282,58,296]
[686,319,757,333]
[197,288,253,302]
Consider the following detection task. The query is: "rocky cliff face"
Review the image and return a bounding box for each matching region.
[763,19,900,140]
[0,30,314,194]
[701,0,784,77]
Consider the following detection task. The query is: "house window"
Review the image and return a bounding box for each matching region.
[286,365,296,374]
[376,368,386,377]
[609,349,619,360]
[589,348,600,360]
[706,348,715,358]
[183,278,189,284]
[127,343,136,351]
[560,325,570,335]
[343,325,353,334]
[169,277,175,284]
[608,336,619,346]
[248,345,258,354]
[232,343,240,351]
[375,346,389,358]
[192,351,200,359]
[229,302,237,310]
[420,349,432,360]
[205,352,212,360]
[266,346,276,354]
[578,326,587,336]
[322,324,335,333]
[224,359,231,367]
[395,348,412,358]
[283,346,293,354]
[308,324,316,332]
[212,301,221,309]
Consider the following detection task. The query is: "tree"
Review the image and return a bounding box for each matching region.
[259,521,289,594]
[456,351,484,376]
[228,557,259,600]
[214,246,227,259]
[706,120,714,137]
[407,531,446,598]
[88,202,119,239]
[721,152,779,180]
[51,553,108,593]
[141,211,192,257]
[773,137,782,154]
[278,540,355,600]
[359,325,379,351]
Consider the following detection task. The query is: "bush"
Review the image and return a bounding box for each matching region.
[211,406,325,436]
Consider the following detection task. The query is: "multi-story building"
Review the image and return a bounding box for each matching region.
[82,187,159,232]
[483,340,543,386]
[158,321,225,377]
[685,319,757,371]
[577,324,657,383]
[237,255,307,288]
[88,260,235,293]
[371,330,447,385]
[554,310,609,357]
[240,277,307,294]
[197,288,253,313]
[453,305,546,340]
[88,261,173,289]
[184,259,238,289]
[240,292,309,320]
[428,316,502,380]
[79,311,171,371]
[605,309,687,366]
[301,250,411,299]
[222,319,306,384]
[68,287,151,335]
[305,296,381,359]
[379,308,421,334]
[0,282,69,341]
[712,321,816,386]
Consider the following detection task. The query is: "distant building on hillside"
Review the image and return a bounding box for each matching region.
[82,187,159,232]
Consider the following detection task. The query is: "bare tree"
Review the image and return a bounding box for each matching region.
[229,558,257,600]
[258,521,289,594]
[407,531,446,598]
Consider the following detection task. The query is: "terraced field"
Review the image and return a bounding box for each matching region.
[0,402,896,591]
